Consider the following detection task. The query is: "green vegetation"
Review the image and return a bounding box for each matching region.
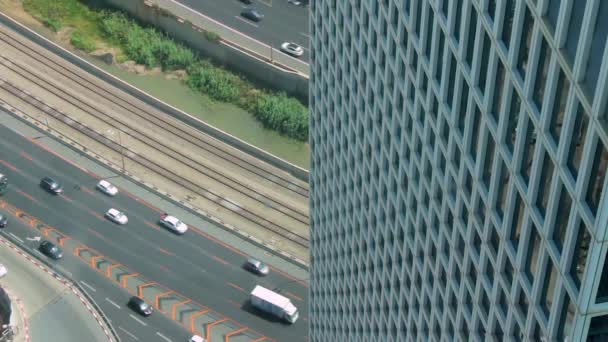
[22,0,308,141]
[70,30,96,52]
[205,31,220,42]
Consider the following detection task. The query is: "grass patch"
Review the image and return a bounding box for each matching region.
[70,30,96,51]
[22,1,309,141]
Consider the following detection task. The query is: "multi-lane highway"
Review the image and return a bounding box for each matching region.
[174,0,311,61]
[0,123,308,341]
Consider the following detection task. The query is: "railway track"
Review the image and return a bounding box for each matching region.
[0,54,309,227]
[0,78,310,248]
[0,29,309,199]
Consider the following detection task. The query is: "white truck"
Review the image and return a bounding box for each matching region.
[250,285,299,323]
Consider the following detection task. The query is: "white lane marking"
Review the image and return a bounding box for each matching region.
[259,0,272,7]
[8,233,24,243]
[119,326,139,341]
[129,314,148,326]
[105,298,121,309]
[156,332,172,342]
[299,32,311,39]
[80,281,96,292]
[234,16,259,28]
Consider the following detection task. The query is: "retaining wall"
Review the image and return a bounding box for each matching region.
[96,0,310,103]
[0,12,309,182]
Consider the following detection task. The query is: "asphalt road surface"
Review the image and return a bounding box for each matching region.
[0,212,191,342]
[0,124,309,341]
[175,0,311,61]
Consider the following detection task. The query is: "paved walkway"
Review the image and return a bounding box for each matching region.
[0,237,114,342]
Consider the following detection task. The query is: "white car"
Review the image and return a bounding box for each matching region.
[105,208,128,225]
[96,180,118,196]
[280,42,304,57]
[190,335,206,342]
[0,264,7,278]
[159,214,188,234]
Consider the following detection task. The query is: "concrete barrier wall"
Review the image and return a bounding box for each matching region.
[99,0,309,102]
[0,12,309,182]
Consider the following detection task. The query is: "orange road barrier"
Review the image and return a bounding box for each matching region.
[224,327,248,342]
[206,318,229,341]
[172,299,192,320]
[190,309,210,333]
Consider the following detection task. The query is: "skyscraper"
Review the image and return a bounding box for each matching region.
[309,1,608,340]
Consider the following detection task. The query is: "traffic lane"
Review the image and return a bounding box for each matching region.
[0,128,309,296]
[0,139,309,306]
[176,0,310,57]
[1,181,307,340]
[0,217,189,342]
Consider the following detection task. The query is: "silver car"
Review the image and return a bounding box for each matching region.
[244,258,269,276]
[280,42,304,57]
[159,214,188,234]
[96,180,118,196]
[105,208,128,225]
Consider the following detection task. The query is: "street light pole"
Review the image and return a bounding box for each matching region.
[118,130,125,173]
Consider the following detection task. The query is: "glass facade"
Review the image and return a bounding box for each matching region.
[309,1,608,341]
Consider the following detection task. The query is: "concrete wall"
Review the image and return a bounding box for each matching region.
[0,12,309,182]
[98,0,309,103]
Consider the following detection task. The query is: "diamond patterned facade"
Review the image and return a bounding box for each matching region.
[309,1,608,341]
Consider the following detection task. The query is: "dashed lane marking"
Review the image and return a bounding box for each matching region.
[105,298,121,309]
[118,326,139,341]
[81,280,96,292]
[129,314,148,326]
[156,332,172,342]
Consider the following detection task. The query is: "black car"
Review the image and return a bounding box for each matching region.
[40,177,63,195]
[0,215,6,228]
[39,241,63,260]
[241,8,264,22]
[128,296,153,316]
[239,0,253,4]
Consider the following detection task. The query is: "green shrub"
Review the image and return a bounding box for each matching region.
[205,31,220,42]
[187,62,242,102]
[100,13,194,70]
[70,30,96,52]
[251,93,309,140]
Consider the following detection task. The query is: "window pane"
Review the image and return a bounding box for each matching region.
[548,68,570,145]
[532,38,551,111]
[495,159,510,221]
[552,183,572,254]
[540,258,559,318]
[516,8,535,80]
[482,134,496,191]
[536,150,555,217]
[509,193,525,250]
[585,142,608,218]
[557,293,575,340]
[569,219,591,290]
[478,33,491,94]
[469,105,482,163]
[566,103,589,180]
[582,0,608,102]
[491,61,507,123]
[505,91,522,156]
[563,0,588,67]
[519,118,537,185]
[501,0,516,50]
[465,3,478,69]
[524,224,541,285]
